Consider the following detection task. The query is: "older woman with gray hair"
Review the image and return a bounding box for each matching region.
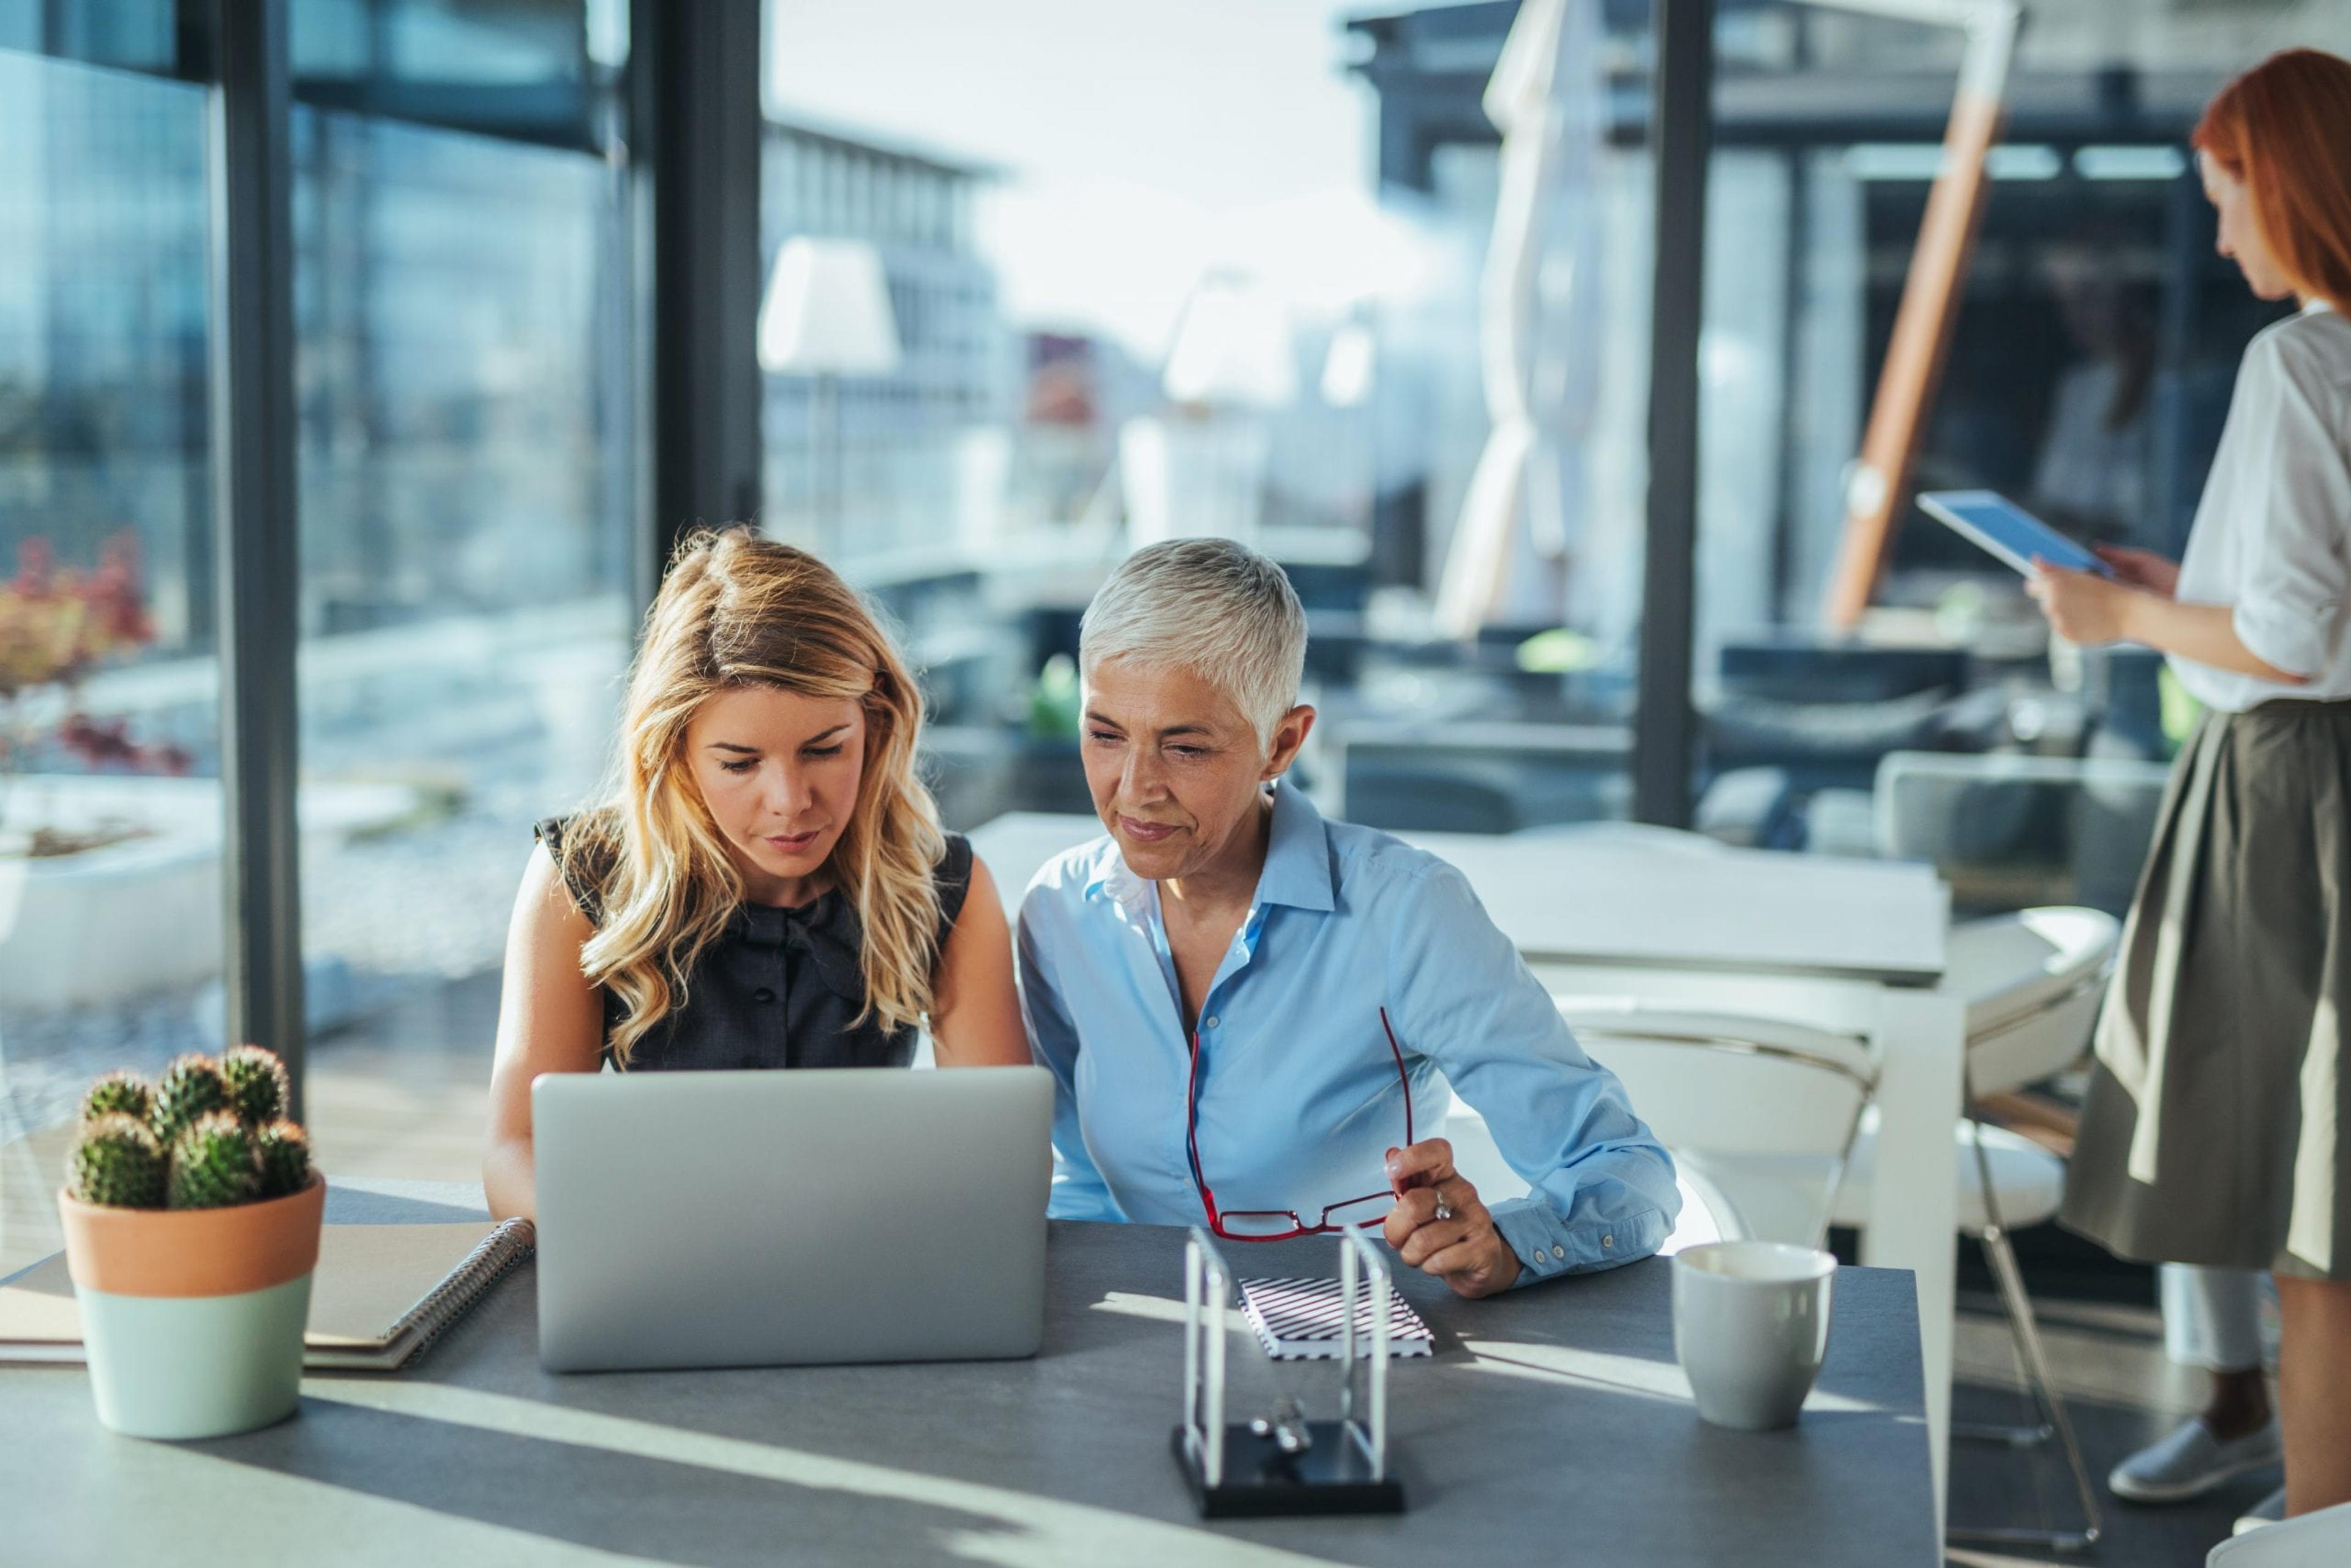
[1017,538,1678,1296]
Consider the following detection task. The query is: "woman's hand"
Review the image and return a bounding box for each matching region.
[2028,560,2146,647]
[2092,545,2181,598]
[2031,566,2312,685]
[1382,1138,1521,1299]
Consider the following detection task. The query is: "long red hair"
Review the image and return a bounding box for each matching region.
[2194,48,2351,311]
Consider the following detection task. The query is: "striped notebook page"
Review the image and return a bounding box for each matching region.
[1237,1276,1434,1360]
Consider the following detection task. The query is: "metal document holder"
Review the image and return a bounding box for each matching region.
[1172,1226,1407,1517]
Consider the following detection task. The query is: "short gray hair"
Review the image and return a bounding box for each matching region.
[1079,538,1308,745]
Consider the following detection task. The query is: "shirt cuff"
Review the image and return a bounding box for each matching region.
[1490,1198,1671,1286]
[2233,598,2328,683]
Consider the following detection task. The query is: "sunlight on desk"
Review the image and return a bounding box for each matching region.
[306,1379,1329,1568]
[1458,1339,1888,1417]
[1089,1289,1230,1331]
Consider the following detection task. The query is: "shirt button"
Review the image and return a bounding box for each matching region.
[1203,1016,1220,1029]
[753,987,777,1003]
[1552,1245,1565,1260]
[1601,1235,1614,1249]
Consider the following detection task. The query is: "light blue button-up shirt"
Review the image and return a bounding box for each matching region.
[1016,781,1679,1283]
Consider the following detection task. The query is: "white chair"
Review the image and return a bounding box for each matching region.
[2208,1502,2351,1567]
[1548,997,1878,1248]
[1830,905,2120,1554]
[1829,1111,2081,1544]
[1944,906,2119,1101]
[1439,1091,1742,1254]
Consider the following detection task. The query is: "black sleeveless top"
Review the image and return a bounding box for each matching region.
[534,812,974,1072]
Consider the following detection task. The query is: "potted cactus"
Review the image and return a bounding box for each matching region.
[57,1046,325,1439]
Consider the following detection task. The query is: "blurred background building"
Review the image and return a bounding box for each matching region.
[758,112,1007,564]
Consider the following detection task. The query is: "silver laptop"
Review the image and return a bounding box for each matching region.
[532,1066,1053,1372]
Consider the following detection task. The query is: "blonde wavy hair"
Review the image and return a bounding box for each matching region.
[561,528,946,1065]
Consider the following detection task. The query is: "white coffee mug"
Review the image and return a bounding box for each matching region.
[1671,1240,1837,1431]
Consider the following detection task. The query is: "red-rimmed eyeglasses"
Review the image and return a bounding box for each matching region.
[1184,1007,1415,1241]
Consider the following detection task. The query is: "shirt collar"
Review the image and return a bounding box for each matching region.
[1082,778,1337,915]
[1256,779,1337,912]
[2304,298,2335,317]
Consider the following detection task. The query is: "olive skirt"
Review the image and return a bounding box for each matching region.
[2060,700,2351,1281]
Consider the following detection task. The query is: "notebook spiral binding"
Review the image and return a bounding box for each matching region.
[393,1217,536,1367]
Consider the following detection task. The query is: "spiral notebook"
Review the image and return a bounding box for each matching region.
[0,1218,534,1372]
[1237,1276,1434,1361]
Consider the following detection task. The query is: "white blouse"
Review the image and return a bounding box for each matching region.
[2171,299,2351,713]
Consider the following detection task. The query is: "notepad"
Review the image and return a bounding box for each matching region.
[1237,1276,1434,1361]
[0,1218,534,1371]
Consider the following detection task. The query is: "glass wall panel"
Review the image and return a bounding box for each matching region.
[0,1,182,76]
[291,0,609,149]
[763,0,1653,837]
[0,45,219,1271]
[290,91,635,1178]
[1685,0,2336,922]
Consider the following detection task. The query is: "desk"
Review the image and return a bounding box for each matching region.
[0,1182,1937,1566]
[966,812,1964,1532]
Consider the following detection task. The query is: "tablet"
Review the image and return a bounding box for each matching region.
[1916,490,2112,579]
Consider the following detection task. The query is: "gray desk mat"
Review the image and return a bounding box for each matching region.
[4,1185,1937,1566]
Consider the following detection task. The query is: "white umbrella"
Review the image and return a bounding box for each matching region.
[1433,0,1608,637]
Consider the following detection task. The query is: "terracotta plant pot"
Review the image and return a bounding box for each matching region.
[58,1176,326,1438]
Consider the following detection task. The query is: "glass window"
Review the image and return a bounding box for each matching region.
[0,43,219,1274]
[290,0,604,149]
[818,142,841,233]
[1686,1,2285,922]
[289,66,635,1179]
[763,0,1652,835]
[0,0,182,76]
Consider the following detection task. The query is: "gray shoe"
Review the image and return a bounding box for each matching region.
[2232,1485,2287,1536]
[2107,1417,2283,1503]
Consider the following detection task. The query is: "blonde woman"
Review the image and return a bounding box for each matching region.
[486,530,1029,1220]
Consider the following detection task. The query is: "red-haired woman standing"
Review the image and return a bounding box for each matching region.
[2033,48,2351,1528]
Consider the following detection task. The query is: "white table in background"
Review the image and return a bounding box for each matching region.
[969,812,1963,1533]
